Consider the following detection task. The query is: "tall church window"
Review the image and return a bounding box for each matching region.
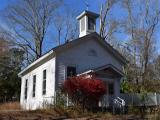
[24,79,28,99]
[32,75,36,97]
[42,70,46,95]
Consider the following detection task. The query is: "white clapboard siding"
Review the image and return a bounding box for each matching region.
[57,62,66,83]
[56,38,123,84]
[20,56,56,110]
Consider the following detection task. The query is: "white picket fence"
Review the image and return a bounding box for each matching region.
[41,92,160,110]
[102,93,160,107]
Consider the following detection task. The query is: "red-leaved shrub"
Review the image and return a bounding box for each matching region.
[63,76,106,109]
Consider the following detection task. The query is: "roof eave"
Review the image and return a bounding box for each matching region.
[78,64,124,77]
[76,10,99,20]
[18,50,55,77]
[94,64,124,76]
[93,33,127,65]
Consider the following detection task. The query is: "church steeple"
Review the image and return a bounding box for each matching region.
[76,10,99,37]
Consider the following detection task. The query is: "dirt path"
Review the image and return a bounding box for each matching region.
[0,111,157,120]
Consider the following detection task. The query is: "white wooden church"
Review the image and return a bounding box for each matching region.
[18,10,126,110]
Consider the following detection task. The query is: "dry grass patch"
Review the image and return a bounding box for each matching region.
[0,102,21,110]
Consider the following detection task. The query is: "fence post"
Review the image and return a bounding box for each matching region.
[113,105,115,114]
[155,92,157,106]
[131,93,133,106]
[67,94,69,107]
[54,91,56,105]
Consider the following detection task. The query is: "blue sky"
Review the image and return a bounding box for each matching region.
[0,0,104,52]
[0,0,9,10]
[0,0,159,54]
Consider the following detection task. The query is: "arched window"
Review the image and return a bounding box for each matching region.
[88,49,97,56]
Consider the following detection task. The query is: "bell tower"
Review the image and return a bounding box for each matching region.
[76,10,99,37]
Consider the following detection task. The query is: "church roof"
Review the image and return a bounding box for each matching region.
[52,32,127,64]
[19,32,127,77]
[78,64,124,77]
[76,10,99,20]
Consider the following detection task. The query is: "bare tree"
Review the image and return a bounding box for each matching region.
[63,9,79,43]
[53,7,78,45]
[122,0,160,83]
[99,0,119,46]
[4,0,63,59]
